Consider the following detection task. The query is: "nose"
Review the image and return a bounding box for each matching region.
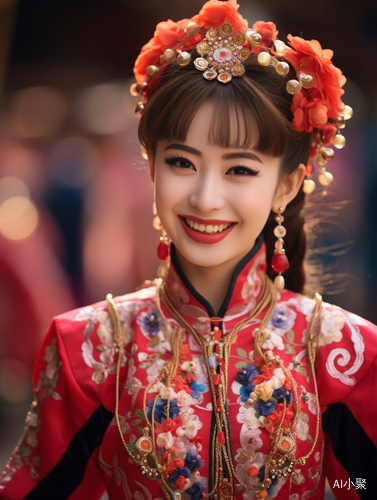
[188,172,225,213]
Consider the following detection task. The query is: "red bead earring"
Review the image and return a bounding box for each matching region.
[152,202,169,279]
[271,207,289,290]
[157,229,169,260]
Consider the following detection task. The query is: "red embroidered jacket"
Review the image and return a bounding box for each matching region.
[1,238,376,500]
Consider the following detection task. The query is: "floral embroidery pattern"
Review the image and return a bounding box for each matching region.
[233,350,295,498]
[124,353,143,408]
[301,306,345,347]
[0,401,41,487]
[74,251,352,498]
[137,306,172,352]
[230,310,324,500]
[222,252,266,327]
[241,253,266,306]
[2,239,369,500]
[284,297,365,386]
[36,337,63,400]
[325,312,365,386]
[1,336,63,485]
[268,304,297,336]
[24,337,64,475]
[131,343,208,499]
[76,296,153,384]
[99,448,165,500]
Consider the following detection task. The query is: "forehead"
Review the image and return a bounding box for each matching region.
[184,102,260,151]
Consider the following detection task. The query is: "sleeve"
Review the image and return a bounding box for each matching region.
[317,311,377,500]
[0,316,113,500]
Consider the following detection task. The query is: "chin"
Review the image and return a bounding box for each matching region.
[174,240,247,269]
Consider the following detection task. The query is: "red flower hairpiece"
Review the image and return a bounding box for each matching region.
[131,0,352,195]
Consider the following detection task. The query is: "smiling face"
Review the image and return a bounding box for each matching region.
[153,103,302,275]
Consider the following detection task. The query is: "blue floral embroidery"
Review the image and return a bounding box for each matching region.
[259,465,278,495]
[240,385,251,402]
[188,380,207,399]
[142,342,207,498]
[259,464,265,480]
[237,363,260,402]
[236,363,260,386]
[269,305,293,332]
[185,451,204,471]
[272,386,291,403]
[267,481,279,498]
[186,481,204,500]
[255,399,275,417]
[138,307,162,337]
[169,467,191,482]
[146,398,179,423]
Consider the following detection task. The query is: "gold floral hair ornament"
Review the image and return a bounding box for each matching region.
[131,0,352,194]
[193,23,250,83]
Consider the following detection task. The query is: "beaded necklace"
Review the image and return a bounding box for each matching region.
[106,277,322,500]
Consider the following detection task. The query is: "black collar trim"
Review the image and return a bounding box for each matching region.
[170,234,264,318]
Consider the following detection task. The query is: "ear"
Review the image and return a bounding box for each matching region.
[272,163,306,213]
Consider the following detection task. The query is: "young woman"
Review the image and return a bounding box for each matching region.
[1,1,375,499]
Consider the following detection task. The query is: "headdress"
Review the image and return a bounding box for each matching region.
[131,0,352,193]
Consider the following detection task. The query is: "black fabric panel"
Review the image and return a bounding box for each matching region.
[170,234,263,318]
[322,402,377,500]
[25,405,114,499]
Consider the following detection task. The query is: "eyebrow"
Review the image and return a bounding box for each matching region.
[164,143,263,163]
[165,144,202,156]
[222,151,263,163]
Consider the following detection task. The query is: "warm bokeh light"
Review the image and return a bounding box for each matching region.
[0,195,38,240]
[0,358,32,403]
[0,176,30,204]
[76,83,129,135]
[5,86,68,138]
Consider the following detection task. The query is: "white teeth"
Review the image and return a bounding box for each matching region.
[185,218,233,234]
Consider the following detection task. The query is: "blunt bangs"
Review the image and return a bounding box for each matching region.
[138,55,295,159]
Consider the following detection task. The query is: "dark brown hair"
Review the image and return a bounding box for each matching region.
[139,54,312,293]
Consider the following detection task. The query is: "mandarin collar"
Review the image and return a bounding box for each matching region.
[164,235,267,335]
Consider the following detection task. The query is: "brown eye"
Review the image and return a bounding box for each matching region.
[165,156,195,170]
[178,159,192,169]
[233,167,249,175]
[226,166,260,176]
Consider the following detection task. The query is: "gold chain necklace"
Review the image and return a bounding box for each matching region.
[106,277,322,500]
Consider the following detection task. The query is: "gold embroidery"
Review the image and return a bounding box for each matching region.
[36,337,63,400]
[1,336,63,484]
[98,447,165,500]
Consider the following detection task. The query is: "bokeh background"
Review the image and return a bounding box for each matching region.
[0,0,376,497]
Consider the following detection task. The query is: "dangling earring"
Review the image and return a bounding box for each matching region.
[271,207,289,290]
[152,202,169,279]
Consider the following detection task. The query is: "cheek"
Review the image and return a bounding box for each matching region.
[154,168,187,218]
[230,182,276,226]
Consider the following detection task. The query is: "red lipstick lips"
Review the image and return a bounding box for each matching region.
[179,215,236,244]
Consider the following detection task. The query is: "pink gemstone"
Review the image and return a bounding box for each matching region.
[213,47,233,62]
[271,253,289,273]
[157,242,168,260]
